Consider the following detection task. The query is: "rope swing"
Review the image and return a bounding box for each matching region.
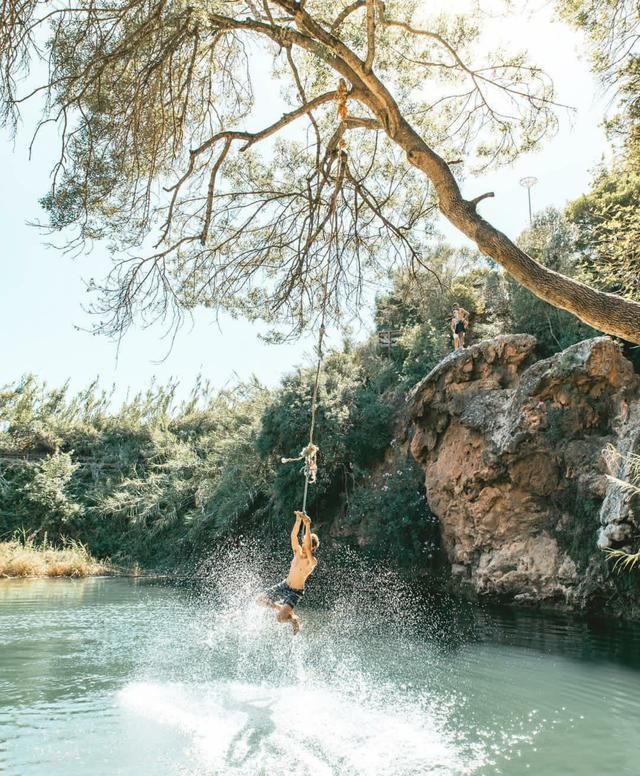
[280,81,349,515]
[280,288,328,515]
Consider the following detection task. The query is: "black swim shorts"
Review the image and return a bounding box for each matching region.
[455,321,466,334]
[262,579,304,609]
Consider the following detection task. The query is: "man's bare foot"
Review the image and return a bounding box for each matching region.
[291,617,301,635]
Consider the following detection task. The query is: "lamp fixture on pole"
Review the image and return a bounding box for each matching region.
[519,176,538,226]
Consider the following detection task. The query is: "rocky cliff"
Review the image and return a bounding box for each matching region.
[408,335,640,616]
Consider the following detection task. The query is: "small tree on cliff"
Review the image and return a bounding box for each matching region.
[1,1,639,341]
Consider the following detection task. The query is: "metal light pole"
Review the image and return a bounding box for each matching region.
[519,176,538,226]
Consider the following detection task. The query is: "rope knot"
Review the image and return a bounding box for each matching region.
[281,442,319,484]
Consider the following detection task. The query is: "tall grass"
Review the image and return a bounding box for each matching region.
[0,533,109,578]
[603,445,640,573]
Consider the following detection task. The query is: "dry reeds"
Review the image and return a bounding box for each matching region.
[0,534,108,578]
[603,444,640,573]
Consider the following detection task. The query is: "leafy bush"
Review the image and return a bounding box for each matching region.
[346,455,439,569]
[22,451,83,527]
[396,322,449,388]
[252,349,397,544]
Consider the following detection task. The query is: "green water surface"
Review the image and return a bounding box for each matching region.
[1,573,640,775]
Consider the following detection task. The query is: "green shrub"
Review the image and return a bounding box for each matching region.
[346,455,439,568]
[22,451,83,527]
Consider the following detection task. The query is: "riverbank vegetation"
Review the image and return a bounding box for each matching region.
[0,535,108,578]
[605,447,640,572]
[2,206,634,573]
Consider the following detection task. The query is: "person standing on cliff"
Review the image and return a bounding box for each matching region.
[451,306,469,350]
[257,511,319,635]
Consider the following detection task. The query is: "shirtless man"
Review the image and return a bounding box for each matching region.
[257,511,319,635]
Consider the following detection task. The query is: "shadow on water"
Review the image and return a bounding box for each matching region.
[223,695,276,768]
[472,605,640,670]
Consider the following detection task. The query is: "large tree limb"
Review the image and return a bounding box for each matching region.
[402,133,640,342]
[266,1,640,342]
[3,1,639,342]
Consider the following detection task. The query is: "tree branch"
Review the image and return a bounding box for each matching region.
[364,0,375,73]
[331,0,366,33]
[156,87,339,247]
[201,136,232,245]
[343,116,382,130]
[469,191,495,207]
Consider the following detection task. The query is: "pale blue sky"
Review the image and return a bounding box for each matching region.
[0,3,609,405]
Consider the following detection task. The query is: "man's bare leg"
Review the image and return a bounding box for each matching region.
[257,595,278,610]
[276,604,301,635]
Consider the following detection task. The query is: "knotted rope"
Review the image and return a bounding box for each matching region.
[336,77,349,120]
[281,258,330,514]
[281,100,348,514]
[281,442,319,484]
[281,315,327,515]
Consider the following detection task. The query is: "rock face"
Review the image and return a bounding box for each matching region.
[409,335,640,614]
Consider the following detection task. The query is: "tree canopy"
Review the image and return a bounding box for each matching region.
[1,0,639,341]
[560,1,640,302]
[567,168,640,299]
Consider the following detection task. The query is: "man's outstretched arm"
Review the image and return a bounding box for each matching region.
[291,512,303,554]
[301,513,312,555]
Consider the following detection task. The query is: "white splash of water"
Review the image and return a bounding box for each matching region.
[119,678,482,775]
[118,544,543,775]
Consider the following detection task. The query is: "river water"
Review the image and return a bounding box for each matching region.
[1,555,640,776]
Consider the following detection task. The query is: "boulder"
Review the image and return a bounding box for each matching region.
[409,335,640,613]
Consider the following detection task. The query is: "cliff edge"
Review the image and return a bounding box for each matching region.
[409,335,640,614]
